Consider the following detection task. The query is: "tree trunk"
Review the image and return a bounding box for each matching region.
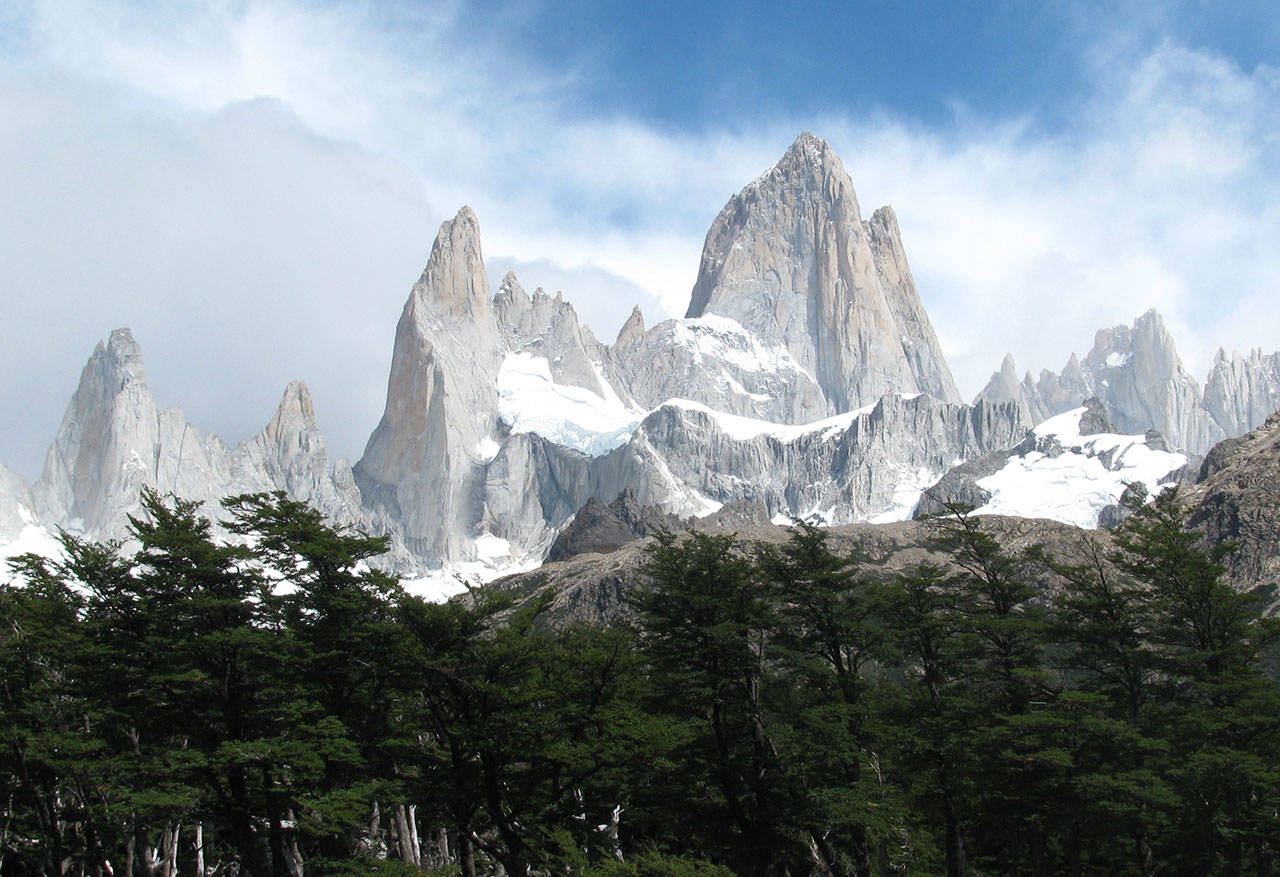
[393,804,419,866]
[160,823,179,877]
[435,826,450,870]
[458,832,476,877]
[264,768,288,877]
[407,806,421,867]
[195,824,204,877]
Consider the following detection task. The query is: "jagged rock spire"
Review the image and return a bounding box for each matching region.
[355,207,504,564]
[414,206,491,321]
[25,331,361,541]
[615,306,645,347]
[685,131,959,411]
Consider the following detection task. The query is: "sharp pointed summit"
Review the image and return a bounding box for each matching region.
[355,207,505,563]
[25,331,362,541]
[685,132,960,412]
[415,206,492,321]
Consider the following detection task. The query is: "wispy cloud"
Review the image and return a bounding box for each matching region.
[1,1,1277,479]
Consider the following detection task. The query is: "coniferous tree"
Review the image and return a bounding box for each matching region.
[757,521,892,877]
[876,562,973,877]
[929,507,1054,873]
[1111,487,1280,873]
[631,529,806,876]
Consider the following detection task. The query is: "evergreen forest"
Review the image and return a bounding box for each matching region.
[1,488,1278,876]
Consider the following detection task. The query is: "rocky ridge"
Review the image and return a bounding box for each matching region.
[23,329,363,546]
[977,310,1280,455]
[1185,409,1280,602]
[4,133,1277,592]
[914,398,1192,528]
[492,409,1280,627]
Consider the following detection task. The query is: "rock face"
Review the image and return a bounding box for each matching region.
[606,314,828,424]
[340,142,1019,573]
[493,410,1280,629]
[32,329,230,538]
[608,394,1027,525]
[1077,312,1216,452]
[1185,409,1280,598]
[15,132,1276,587]
[0,464,36,543]
[238,381,365,525]
[1203,349,1280,441]
[495,272,609,397]
[26,329,361,544]
[976,311,1280,455]
[354,208,504,564]
[491,515,1093,628]
[545,488,681,563]
[686,132,960,413]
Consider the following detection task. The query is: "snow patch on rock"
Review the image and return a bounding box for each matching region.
[671,315,816,382]
[974,407,1186,528]
[662,398,879,442]
[1,506,64,569]
[399,533,541,602]
[497,353,642,455]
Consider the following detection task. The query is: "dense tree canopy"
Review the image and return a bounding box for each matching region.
[1,488,1276,875]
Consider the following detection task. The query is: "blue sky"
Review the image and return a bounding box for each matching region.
[1,0,1278,478]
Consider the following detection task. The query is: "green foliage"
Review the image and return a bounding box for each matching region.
[584,850,737,876]
[2,487,1278,875]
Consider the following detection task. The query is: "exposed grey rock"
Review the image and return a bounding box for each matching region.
[235,380,365,525]
[29,133,1272,584]
[989,311,1226,454]
[354,207,505,564]
[27,329,361,543]
[1203,348,1280,440]
[605,314,829,424]
[865,205,961,404]
[544,488,683,563]
[1185,409,1280,602]
[686,132,960,413]
[912,445,1024,518]
[916,399,1187,528]
[472,386,1030,566]
[495,400,1280,626]
[1077,397,1114,436]
[32,328,235,539]
[489,515,1093,628]
[606,487,680,536]
[614,306,645,348]
[1097,482,1148,530]
[494,272,607,397]
[614,393,1028,525]
[1078,311,1218,452]
[544,496,637,563]
[976,353,1037,425]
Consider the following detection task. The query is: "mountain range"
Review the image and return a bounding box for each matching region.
[3,132,1278,594]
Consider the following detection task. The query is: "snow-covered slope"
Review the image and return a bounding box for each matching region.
[0,464,61,565]
[973,407,1187,527]
[497,353,641,455]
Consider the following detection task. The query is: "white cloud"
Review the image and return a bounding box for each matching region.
[0,69,435,477]
[2,1,1278,481]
